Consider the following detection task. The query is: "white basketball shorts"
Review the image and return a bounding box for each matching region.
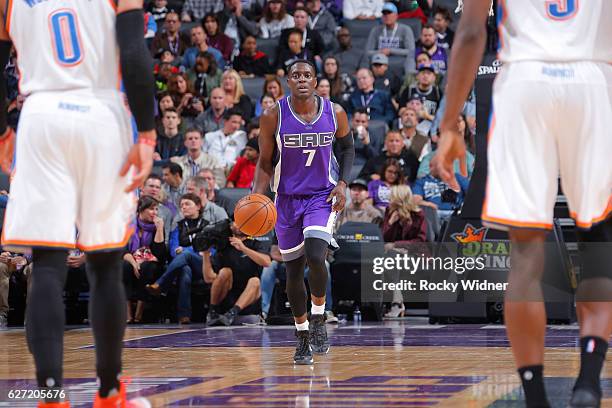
[482,61,612,231]
[1,90,137,251]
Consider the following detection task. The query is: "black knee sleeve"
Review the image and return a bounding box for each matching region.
[27,248,68,396]
[86,250,126,397]
[305,238,328,298]
[285,256,307,318]
[577,219,612,281]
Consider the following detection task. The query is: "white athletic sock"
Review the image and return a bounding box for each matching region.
[311,302,325,315]
[295,321,309,331]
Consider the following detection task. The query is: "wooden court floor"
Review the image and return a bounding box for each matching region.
[1,321,611,407]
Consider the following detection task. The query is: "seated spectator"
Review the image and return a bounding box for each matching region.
[398,64,442,119]
[276,29,316,77]
[404,94,434,135]
[367,159,406,210]
[415,24,448,75]
[154,108,186,164]
[123,196,167,324]
[197,168,221,202]
[204,109,248,169]
[350,68,395,124]
[1,250,29,329]
[194,87,227,134]
[259,0,295,39]
[141,174,177,240]
[182,26,225,71]
[146,194,207,324]
[382,184,427,246]
[162,162,185,210]
[154,62,178,93]
[186,176,229,221]
[181,0,223,22]
[157,92,178,122]
[343,0,383,20]
[382,184,427,317]
[329,27,367,75]
[187,52,223,101]
[218,0,260,51]
[316,78,331,99]
[350,108,377,165]
[246,118,261,139]
[335,179,383,230]
[278,8,324,69]
[204,222,271,326]
[305,0,337,49]
[365,3,415,75]
[173,128,226,185]
[413,166,470,223]
[397,107,430,160]
[430,89,476,147]
[433,7,454,51]
[150,12,190,58]
[222,69,254,119]
[148,0,169,25]
[258,93,276,117]
[398,51,434,97]
[321,56,353,109]
[203,13,234,62]
[254,76,285,116]
[226,138,259,188]
[233,35,270,78]
[359,130,420,183]
[167,73,205,121]
[371,53,401,99]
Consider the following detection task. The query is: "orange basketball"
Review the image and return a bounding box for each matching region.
[234,193,277,237]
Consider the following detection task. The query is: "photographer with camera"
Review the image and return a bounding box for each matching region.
[147,190,226,324]
[204,222,271,327]
[412,164,469,225]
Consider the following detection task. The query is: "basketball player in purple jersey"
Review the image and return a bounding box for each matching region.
[253,60,354,364]
[433,1,612,406]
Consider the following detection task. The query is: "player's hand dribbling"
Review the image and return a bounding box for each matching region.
[120,130,156,192]
[327,181,347,212]
[430,126,465,192]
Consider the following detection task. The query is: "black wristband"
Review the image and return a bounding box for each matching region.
[116,10,155,132]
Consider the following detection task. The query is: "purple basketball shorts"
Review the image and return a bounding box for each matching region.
[275,190,336,261]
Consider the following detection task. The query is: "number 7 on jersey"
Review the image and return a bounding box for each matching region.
[303,149,316,167]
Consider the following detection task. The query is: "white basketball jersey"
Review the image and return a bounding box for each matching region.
[7,0,120,95]
[498,0,612,63]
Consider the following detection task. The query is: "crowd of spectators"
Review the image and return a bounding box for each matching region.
[0,0,479,328]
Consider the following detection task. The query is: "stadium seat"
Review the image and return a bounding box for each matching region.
[344,19,380,39]
[257,38,279,67]
[388,55,408,77]
[242,77,266,102]
[399,18,422,39]
[367,120,388,154]
[216,188,250,218]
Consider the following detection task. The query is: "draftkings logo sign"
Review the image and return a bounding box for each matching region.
[451,224,511,270]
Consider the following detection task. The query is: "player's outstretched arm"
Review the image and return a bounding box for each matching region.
[117,0,157,191]
[0,3,12,140]
[327,103,354,212]
[431,0,490,190]
[252,105,278,195]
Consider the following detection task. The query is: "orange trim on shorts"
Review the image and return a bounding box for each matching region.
[0,237,76,249]
[76,225,134,252]
[570,196,612,229]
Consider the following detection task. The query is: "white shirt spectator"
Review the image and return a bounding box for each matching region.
[343,0,383,20]
[203,129,247,168]
[259,14,294,39]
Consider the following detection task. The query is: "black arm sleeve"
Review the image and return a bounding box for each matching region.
[0,40,11,135]
[116,10,155,132]
[336,131,355,184]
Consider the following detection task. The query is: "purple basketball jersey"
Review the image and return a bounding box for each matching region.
[272,96,339,195]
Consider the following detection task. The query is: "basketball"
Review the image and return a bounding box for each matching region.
[234,193,277,236]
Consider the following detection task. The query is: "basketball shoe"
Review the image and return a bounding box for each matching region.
[93,380,151,408]
[294,330,314,365]
[309,314,330,354]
